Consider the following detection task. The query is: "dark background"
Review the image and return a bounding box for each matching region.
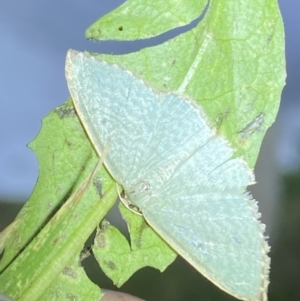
[0,1,299,300]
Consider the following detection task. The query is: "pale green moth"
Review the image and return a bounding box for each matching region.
[65,50,270,301]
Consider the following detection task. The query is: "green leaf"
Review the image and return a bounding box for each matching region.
[93,203,176,287]
[0,101,118,300]
[88,0,286,168]
[86,0,207,40]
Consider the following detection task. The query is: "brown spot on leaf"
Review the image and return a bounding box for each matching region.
[94,178,103,197]
[63,266,77,278]
[239,113,264,139]
[55,107,76,119]
[104,260,117,270]
[95,233,106,248]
